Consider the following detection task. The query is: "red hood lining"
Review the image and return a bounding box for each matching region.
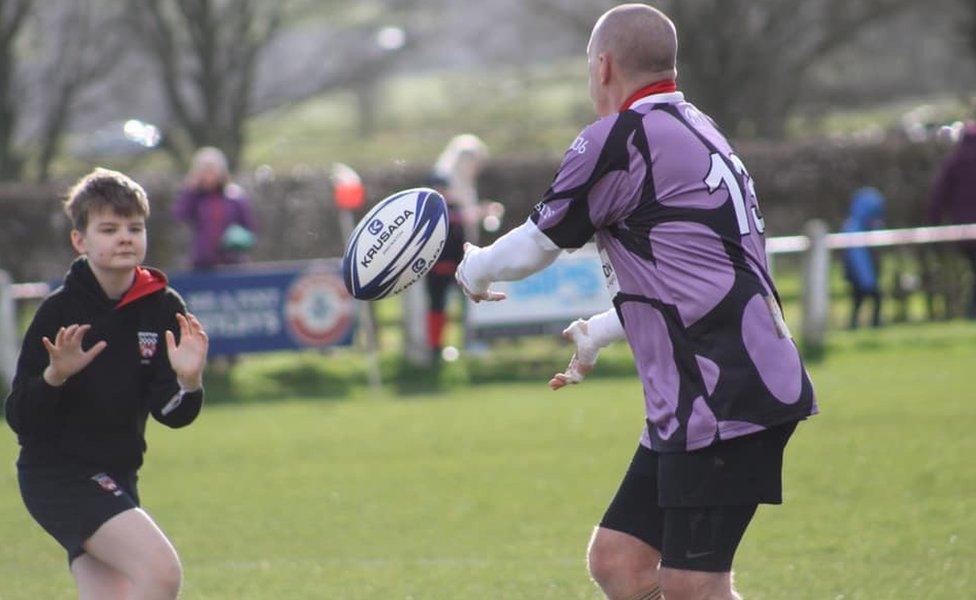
[116,267,168,309]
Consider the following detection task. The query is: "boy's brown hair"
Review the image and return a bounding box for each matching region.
[63,168,150,231]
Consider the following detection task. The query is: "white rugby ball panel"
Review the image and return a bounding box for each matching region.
[342,188,448,300]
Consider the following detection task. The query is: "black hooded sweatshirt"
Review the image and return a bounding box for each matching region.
[4,257,203,472]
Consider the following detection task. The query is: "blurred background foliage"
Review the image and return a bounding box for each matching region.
[0,0,973,183]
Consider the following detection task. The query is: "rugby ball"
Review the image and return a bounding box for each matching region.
[342,187,448,300]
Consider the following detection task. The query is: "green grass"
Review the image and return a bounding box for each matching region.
[786,95,972,140]
[1,321,975,598]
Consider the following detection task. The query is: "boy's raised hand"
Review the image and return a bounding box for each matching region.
[166,312,209,391]
[42,324,107,387]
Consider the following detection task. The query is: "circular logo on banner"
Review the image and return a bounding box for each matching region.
[285,271,355,346]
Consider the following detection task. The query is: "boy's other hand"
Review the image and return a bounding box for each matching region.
[166,312,209,391]
[42,324,107,387]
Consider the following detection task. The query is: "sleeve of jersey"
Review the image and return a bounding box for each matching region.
[149,295,203,429]
[530,121,623,249]
[4,301,63,436]
[586,308,627,348]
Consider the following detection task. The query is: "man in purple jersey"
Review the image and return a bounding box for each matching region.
[456,4,817,600]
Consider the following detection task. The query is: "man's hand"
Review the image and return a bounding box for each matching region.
[42,324,108,387]
[548,319,601,390]
[455,242,507,303]
[166,313,209,391]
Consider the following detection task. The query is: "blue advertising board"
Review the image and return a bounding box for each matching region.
[169,260,356,356]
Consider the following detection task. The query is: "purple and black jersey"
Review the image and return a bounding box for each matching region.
[531,91,817,453]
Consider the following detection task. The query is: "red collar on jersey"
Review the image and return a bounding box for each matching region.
[116,267,168,310]
[619,79,678,112]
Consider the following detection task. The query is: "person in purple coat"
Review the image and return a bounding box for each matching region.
[929,121,976,318]
[171,147,256,270]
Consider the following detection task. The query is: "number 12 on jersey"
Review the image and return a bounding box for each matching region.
[705,152,765,235]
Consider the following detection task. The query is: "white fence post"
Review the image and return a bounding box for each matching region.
[337,210,383,389]
[401,283,431,366]
[801,220,830,357]
[0,269,19,391]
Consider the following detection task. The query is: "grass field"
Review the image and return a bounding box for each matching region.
[1,322,975,599]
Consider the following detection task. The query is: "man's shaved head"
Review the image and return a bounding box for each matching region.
[589,4,677,78]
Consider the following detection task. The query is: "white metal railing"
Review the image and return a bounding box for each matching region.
[781,221,976,354]
[0,269,19,387]
[768,223,976,254]
[10,281,52,301]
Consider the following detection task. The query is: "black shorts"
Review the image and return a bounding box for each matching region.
[599,420,798,572]
[18,465,140,564]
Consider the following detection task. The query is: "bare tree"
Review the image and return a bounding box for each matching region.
[967,0,976,69]
[532,0,916,138]
[0,0,32,180]
[0,1,132,182]
[128,0,284,170]
[247,0,425,138]
[28,1,127,181]
[673,0,917,137]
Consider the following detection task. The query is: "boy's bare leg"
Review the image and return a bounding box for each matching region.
[82,508,182,600]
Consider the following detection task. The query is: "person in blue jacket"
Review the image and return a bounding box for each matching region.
[842,187,886,329]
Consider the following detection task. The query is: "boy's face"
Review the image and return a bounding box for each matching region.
[71,207,147,273]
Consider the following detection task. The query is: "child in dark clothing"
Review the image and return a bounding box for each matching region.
[5,168,209,598]
[423,174,466,359]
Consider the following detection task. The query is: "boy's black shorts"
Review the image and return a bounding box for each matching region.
[599,420,798,572]
[18,464,140,564]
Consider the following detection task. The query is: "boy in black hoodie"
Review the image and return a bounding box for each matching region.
[5,168,209,598]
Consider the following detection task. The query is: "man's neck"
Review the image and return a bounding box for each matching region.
[90,264,136,300]
[617,78,678,112]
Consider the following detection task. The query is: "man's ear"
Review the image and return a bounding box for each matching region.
[599,52,612,85]
[70,229,86,255]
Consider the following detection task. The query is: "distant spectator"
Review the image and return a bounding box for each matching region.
[929,121,976,318]
[172,147,256,270]
[424,174,466,360]
[433,134,490,243]
[842,187,886,329]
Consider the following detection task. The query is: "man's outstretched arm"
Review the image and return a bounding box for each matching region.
[455,220,563,302]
